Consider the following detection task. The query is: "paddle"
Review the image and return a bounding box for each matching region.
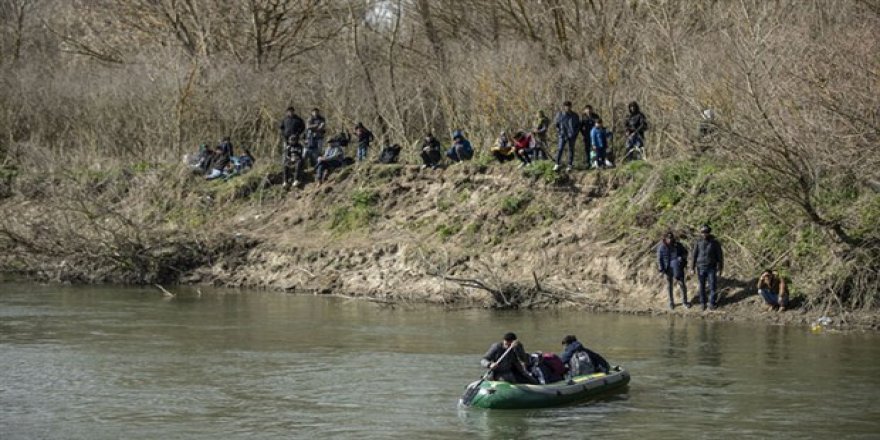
[459,340,519,406]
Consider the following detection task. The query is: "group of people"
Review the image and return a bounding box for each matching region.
[656,225,788,312]
[186,136,256,180]
[480,332,610,385]
[278,107,401,188]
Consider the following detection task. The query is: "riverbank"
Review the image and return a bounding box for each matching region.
[0,159,877,331]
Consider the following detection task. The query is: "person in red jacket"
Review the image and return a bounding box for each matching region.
[512,131,535,167]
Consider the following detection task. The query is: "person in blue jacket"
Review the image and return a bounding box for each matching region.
[590,118,610,169]
[657,231,690,309]
[560,335,610,377]
[446,130,473,162]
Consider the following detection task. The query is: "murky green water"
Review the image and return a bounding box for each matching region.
[1,283,879,439]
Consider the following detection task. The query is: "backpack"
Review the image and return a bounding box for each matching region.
[569,350,595,377]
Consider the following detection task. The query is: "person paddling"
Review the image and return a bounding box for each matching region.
[481,332,538,384]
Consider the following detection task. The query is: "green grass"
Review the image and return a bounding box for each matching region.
[500,191,533,215]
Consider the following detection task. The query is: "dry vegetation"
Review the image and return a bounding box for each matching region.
[0,0,877,312]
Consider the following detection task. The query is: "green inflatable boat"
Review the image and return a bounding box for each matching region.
[459,367,630,409]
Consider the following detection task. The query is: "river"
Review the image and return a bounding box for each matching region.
[1,283,878,439]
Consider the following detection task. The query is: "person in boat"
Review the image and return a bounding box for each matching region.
[529,352,566,384]
[560,335,610,377]
[481,332,538,384]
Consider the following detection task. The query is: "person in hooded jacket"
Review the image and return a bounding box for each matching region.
[625,101,648,159]
[560,335,610,377]
[446,130,473,162]
[580,105,601,168]
[692,225,724,310]
[657,231,690,309]
[420,133,443,169]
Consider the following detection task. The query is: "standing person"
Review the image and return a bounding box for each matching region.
[420,133,443,169]
[580,105,601,168]
[590,118,610,169]
[305,108,326,168]
[278,106,305,145]
[446,130,473,163]
[624,101,648,160]
[554,101,580,172]
[354,122,374,162]
[657,232,690,310]
[480,332,537,384]
[282,135,304,189]
[691,225,724,310]
[757,269,788,312]
[532,110,550,160]
[560,335,610,377]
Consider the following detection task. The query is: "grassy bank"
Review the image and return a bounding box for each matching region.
[0,154,877,329]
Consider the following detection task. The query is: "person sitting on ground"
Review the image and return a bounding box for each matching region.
[512,131,535,167]
[480,332,538,384]
[446,130,474,163]
[354,122,374,162]
[205,137,234,180]
[314,135,346,185]
[377,142,402,164]
[420,133,443,169]
[657,231,690,310]
[590,118,611,169]
[560,335,610,378]
[282,135,305,189]
[185,143,213,174]
[491,131,515,163]
[757,269,788,312]
[224,148,255,180]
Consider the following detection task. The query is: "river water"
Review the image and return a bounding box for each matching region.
[1,283,878,439]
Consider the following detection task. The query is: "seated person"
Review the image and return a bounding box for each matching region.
[481,332,538,384]
[491,131,515,163]
[185,143,213,174]
[205,141,232,180]
[314,137,346,185]
[560,335,610,377]
[377,143,402,164]
[512,131,535,166]
[420,133,443,169]
[757,269,788,312]
[446,130,473,162]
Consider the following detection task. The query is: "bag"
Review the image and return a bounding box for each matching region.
[569,350,595,377]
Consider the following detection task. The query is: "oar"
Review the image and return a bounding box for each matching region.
[459,341,519,406]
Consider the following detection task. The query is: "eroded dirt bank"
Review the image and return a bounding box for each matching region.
[1,162,876,331]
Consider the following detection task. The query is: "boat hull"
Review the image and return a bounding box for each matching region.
[463,368,630,409]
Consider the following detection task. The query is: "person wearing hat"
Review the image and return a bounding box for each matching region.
[657,231,690,309]
[560,335,610,377]
[691,225,724,310]
[480,332,537,384]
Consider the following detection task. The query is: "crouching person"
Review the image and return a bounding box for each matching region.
[757,269,788,312]
[282,135,304,188]
[446,130,473,163]
[560,335,610,378]
[314,137,346,185]
[377,143,402,164]
[420,133,443,169]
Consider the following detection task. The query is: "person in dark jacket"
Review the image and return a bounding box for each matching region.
[625,101,648,160]
[314,134,347,185]
[279,106,305,144]
[531,110,550,160]
[554,101,580,171]
[206,137,234,180]
[446,130,473,162]
[377,143,402,164]
[305,108,326,168]
[560,335,610,376]
[691,225,724,310]
[481,332,538,384]
[580,105,601,168]
[354,122,374,162]
[282,135,304,189]
[657,232,690,309]
[420,133,443,169]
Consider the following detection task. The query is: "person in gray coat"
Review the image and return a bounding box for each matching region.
[553,101,580,171]
[691,225,724,310]
[480,332,538,384]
